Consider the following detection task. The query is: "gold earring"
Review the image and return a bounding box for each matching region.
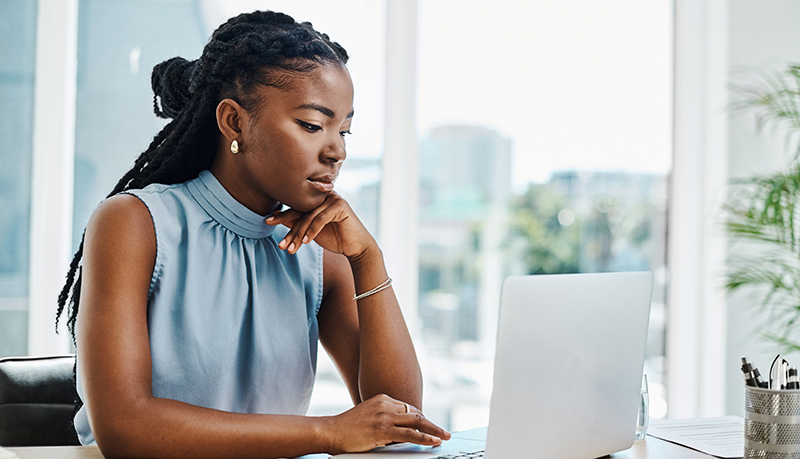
[231,140,240,154]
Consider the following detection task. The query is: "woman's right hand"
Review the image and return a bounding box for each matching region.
[324,394,451,455]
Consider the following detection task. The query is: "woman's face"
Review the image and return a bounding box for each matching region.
[234,64,354,214]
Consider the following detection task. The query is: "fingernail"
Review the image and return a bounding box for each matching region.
[288,242,295,252]
[302,235,308,244]
[265,216,274,222]
[279,239,287,248]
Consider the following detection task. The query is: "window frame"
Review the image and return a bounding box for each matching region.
[27,0,78,356]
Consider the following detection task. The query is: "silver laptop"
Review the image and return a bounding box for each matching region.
[331,271,653,459]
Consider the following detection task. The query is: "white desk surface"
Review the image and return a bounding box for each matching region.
[4,434,718,459]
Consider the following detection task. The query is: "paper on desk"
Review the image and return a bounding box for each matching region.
[647,416,743,459]
[0,446,18,459]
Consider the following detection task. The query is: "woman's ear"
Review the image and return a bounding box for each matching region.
[216,98,245,143]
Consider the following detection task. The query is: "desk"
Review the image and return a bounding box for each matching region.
[4,436,718,459]
[4,447,102,459]
[612,436,722,458]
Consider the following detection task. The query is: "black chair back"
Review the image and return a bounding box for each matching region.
[0,355,80,446]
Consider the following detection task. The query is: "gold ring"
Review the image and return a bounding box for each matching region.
[404,403,410,413]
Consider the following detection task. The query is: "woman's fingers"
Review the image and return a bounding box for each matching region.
[265,193,368,256]
[292,203,340,242]
[388,426,444,446]
[393,402,422,416]
[394,412,451,442]
[284,205,340,253]
[381,400,450,444]
[326,395,451,454]
[279,208,326,253]
[267,206,328,253]
[265,209,300,228]
[301,205,346,244]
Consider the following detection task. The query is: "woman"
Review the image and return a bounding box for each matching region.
[56,10,449,458]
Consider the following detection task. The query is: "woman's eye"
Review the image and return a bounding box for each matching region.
[340,130,352,138]
[298,120,322,132]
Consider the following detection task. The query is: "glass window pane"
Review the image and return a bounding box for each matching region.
[0,0,38,357]
[72,0,208,251]
[417,0,672,429]
[0,310,29,357]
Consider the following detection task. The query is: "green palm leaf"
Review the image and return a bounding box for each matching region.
[725,63,800,352]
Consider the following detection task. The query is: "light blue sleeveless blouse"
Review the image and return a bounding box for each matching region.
[74,170,324,445]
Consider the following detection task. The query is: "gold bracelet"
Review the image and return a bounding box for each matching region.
[353,277,393,301]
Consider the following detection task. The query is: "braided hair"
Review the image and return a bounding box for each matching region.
[55,10,349,341]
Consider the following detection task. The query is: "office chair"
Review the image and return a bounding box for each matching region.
[0,355,80,446]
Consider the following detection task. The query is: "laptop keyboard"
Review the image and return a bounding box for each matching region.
[431,448,485,458]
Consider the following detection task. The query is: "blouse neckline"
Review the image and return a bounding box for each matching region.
[188,170,277,239]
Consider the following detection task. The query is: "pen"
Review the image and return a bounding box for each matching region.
[783,359,790,390]
[770,354,783,389]
[788,367,799,390]
[741,356,768,388]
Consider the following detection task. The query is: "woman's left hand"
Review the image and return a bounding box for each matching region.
[265,192,375,259]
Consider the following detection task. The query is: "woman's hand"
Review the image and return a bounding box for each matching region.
[265,192,374,260]
[323,394,451,455]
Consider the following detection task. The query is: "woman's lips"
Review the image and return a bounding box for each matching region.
[308,176,335,192]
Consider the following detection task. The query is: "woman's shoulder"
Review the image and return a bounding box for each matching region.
[84,182,191,248]
[85,194,156,264]
[121,180,192,207]
[90,193,152,230]
[118,179,200,226]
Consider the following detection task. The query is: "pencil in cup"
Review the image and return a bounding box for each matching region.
[744,385,800,459]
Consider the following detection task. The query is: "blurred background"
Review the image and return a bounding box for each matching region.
[2,0,798,429]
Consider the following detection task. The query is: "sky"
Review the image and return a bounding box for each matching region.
[203,0,673,187]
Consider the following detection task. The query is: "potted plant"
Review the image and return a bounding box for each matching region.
[724,63,800,352]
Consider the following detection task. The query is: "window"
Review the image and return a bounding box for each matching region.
[72,0,208,251]
[415,0,673,428]
[0,0,37,357]
[4,0,673,426]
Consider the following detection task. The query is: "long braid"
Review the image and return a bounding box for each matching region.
[55,10,349,341]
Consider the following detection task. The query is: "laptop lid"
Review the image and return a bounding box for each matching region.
[485,271,653,459]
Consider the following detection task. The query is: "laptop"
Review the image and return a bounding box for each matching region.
[332,271,653,459]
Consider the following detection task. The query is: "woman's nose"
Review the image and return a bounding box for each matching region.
[321,137,346,164]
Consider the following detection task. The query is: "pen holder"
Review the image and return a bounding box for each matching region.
[745,385,800,458]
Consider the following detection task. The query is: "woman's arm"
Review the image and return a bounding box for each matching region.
[78,195,328,458]
[319,249,422,408]
[270,192,423,407]
[349,245,422,406]
[79,195,444,459]
[268,192,450,453]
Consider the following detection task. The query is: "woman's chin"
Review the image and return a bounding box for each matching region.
[284,195,328,214]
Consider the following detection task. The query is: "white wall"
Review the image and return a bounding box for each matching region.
[670,0,800,418]
[724,0,800,416]
[669,0,729,418]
